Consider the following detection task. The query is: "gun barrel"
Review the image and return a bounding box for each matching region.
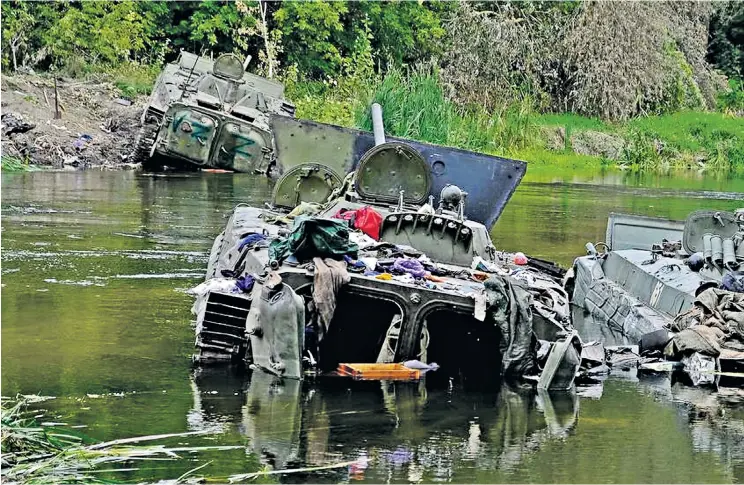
[371,103,386,146]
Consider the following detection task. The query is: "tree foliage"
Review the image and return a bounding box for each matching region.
[442,0,729,120]
[707,1,744,79]
[0,0,739,121]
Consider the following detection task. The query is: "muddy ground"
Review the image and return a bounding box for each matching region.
[1,75,147,169]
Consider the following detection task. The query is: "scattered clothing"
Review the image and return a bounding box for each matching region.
[375,273,393,281]
[665,325,726,358]
[392,274,416,284]
[471,256,500,273]
[393,258,427,279]
[349,231,378,250]
[668,287,744,358]
[312,257,350,341]
[403,360,439,372]
[721,271,744,293]
[265,202,322,225]
[236,274,255,293]
[425,274,446,283]
[188,278,240,296]
[672,288,744,334]
[472,289,487,322]
[360,257,378,272]
[238,233,266,251]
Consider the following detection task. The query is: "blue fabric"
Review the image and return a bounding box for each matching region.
[238,233,266,251]
[236,275,255,293]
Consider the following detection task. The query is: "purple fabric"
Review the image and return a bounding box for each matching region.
[393,258,427,279]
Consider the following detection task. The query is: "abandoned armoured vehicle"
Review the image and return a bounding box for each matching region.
[189,104,580,390]
[131,51,295,172]
[570,209,744,385]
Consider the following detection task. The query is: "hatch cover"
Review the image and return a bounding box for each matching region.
[272,163,342,208]
[356,142,431,205]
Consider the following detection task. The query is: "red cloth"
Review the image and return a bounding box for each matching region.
[332,206,383,240]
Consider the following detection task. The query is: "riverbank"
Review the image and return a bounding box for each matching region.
[2,69,742,174]
[1,74,147,171]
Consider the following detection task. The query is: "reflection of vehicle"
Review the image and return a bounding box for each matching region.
[189,369,579,477]
[191,104,580,389]
[131,51,295,172]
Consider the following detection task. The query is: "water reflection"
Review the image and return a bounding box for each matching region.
[3,170,744,483]
[189,368,580,480]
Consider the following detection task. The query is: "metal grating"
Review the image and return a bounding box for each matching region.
[195,292,251,363]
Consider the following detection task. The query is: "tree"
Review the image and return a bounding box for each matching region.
[273,1,348,78]
[707,1,744,78]
[1,1,35,70]
[42,1,156,66]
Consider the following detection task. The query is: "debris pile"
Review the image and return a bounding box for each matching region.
[1,75,144,169]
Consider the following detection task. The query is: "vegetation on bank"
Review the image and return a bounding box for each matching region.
[1,0,742,173]
[288,68,744,173]
[0,396,243,484]
[1,155,37,172]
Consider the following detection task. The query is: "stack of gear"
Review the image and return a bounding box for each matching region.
[665,288,744,358]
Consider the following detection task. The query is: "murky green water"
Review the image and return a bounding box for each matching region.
[2,170,743,483]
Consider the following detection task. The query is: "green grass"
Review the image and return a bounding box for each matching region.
[352,67,539,156]
[287,68,743,173]
[1,156,37,172]
[626,111,744,153]
[533,113,613,132]
[1,396,234,484]
[511,147,604,168]
[108,63,159,98]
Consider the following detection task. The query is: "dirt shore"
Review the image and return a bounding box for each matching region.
[1,75,147,170]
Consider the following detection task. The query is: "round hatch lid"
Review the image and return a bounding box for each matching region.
[272,163,342,208]
[213,54,244,80]
[356,141,431,205]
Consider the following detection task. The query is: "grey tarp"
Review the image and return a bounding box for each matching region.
[312,257,350,341]
[484,275,537,377]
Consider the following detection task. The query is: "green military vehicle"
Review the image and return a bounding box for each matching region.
[131,51,295,172]
[188,104,581,391]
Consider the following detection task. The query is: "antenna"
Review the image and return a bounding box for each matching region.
[179,54,200,102]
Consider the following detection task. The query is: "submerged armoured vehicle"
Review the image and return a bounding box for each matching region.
[131,51,295,172]
[570,209,744,385]
[189,104,580,390]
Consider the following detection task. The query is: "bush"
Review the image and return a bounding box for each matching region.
[717,78,744,112]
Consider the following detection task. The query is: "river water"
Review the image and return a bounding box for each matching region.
[2,169,743,483]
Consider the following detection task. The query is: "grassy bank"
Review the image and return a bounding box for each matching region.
[1,155,37,172]
[287,69,744,174]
